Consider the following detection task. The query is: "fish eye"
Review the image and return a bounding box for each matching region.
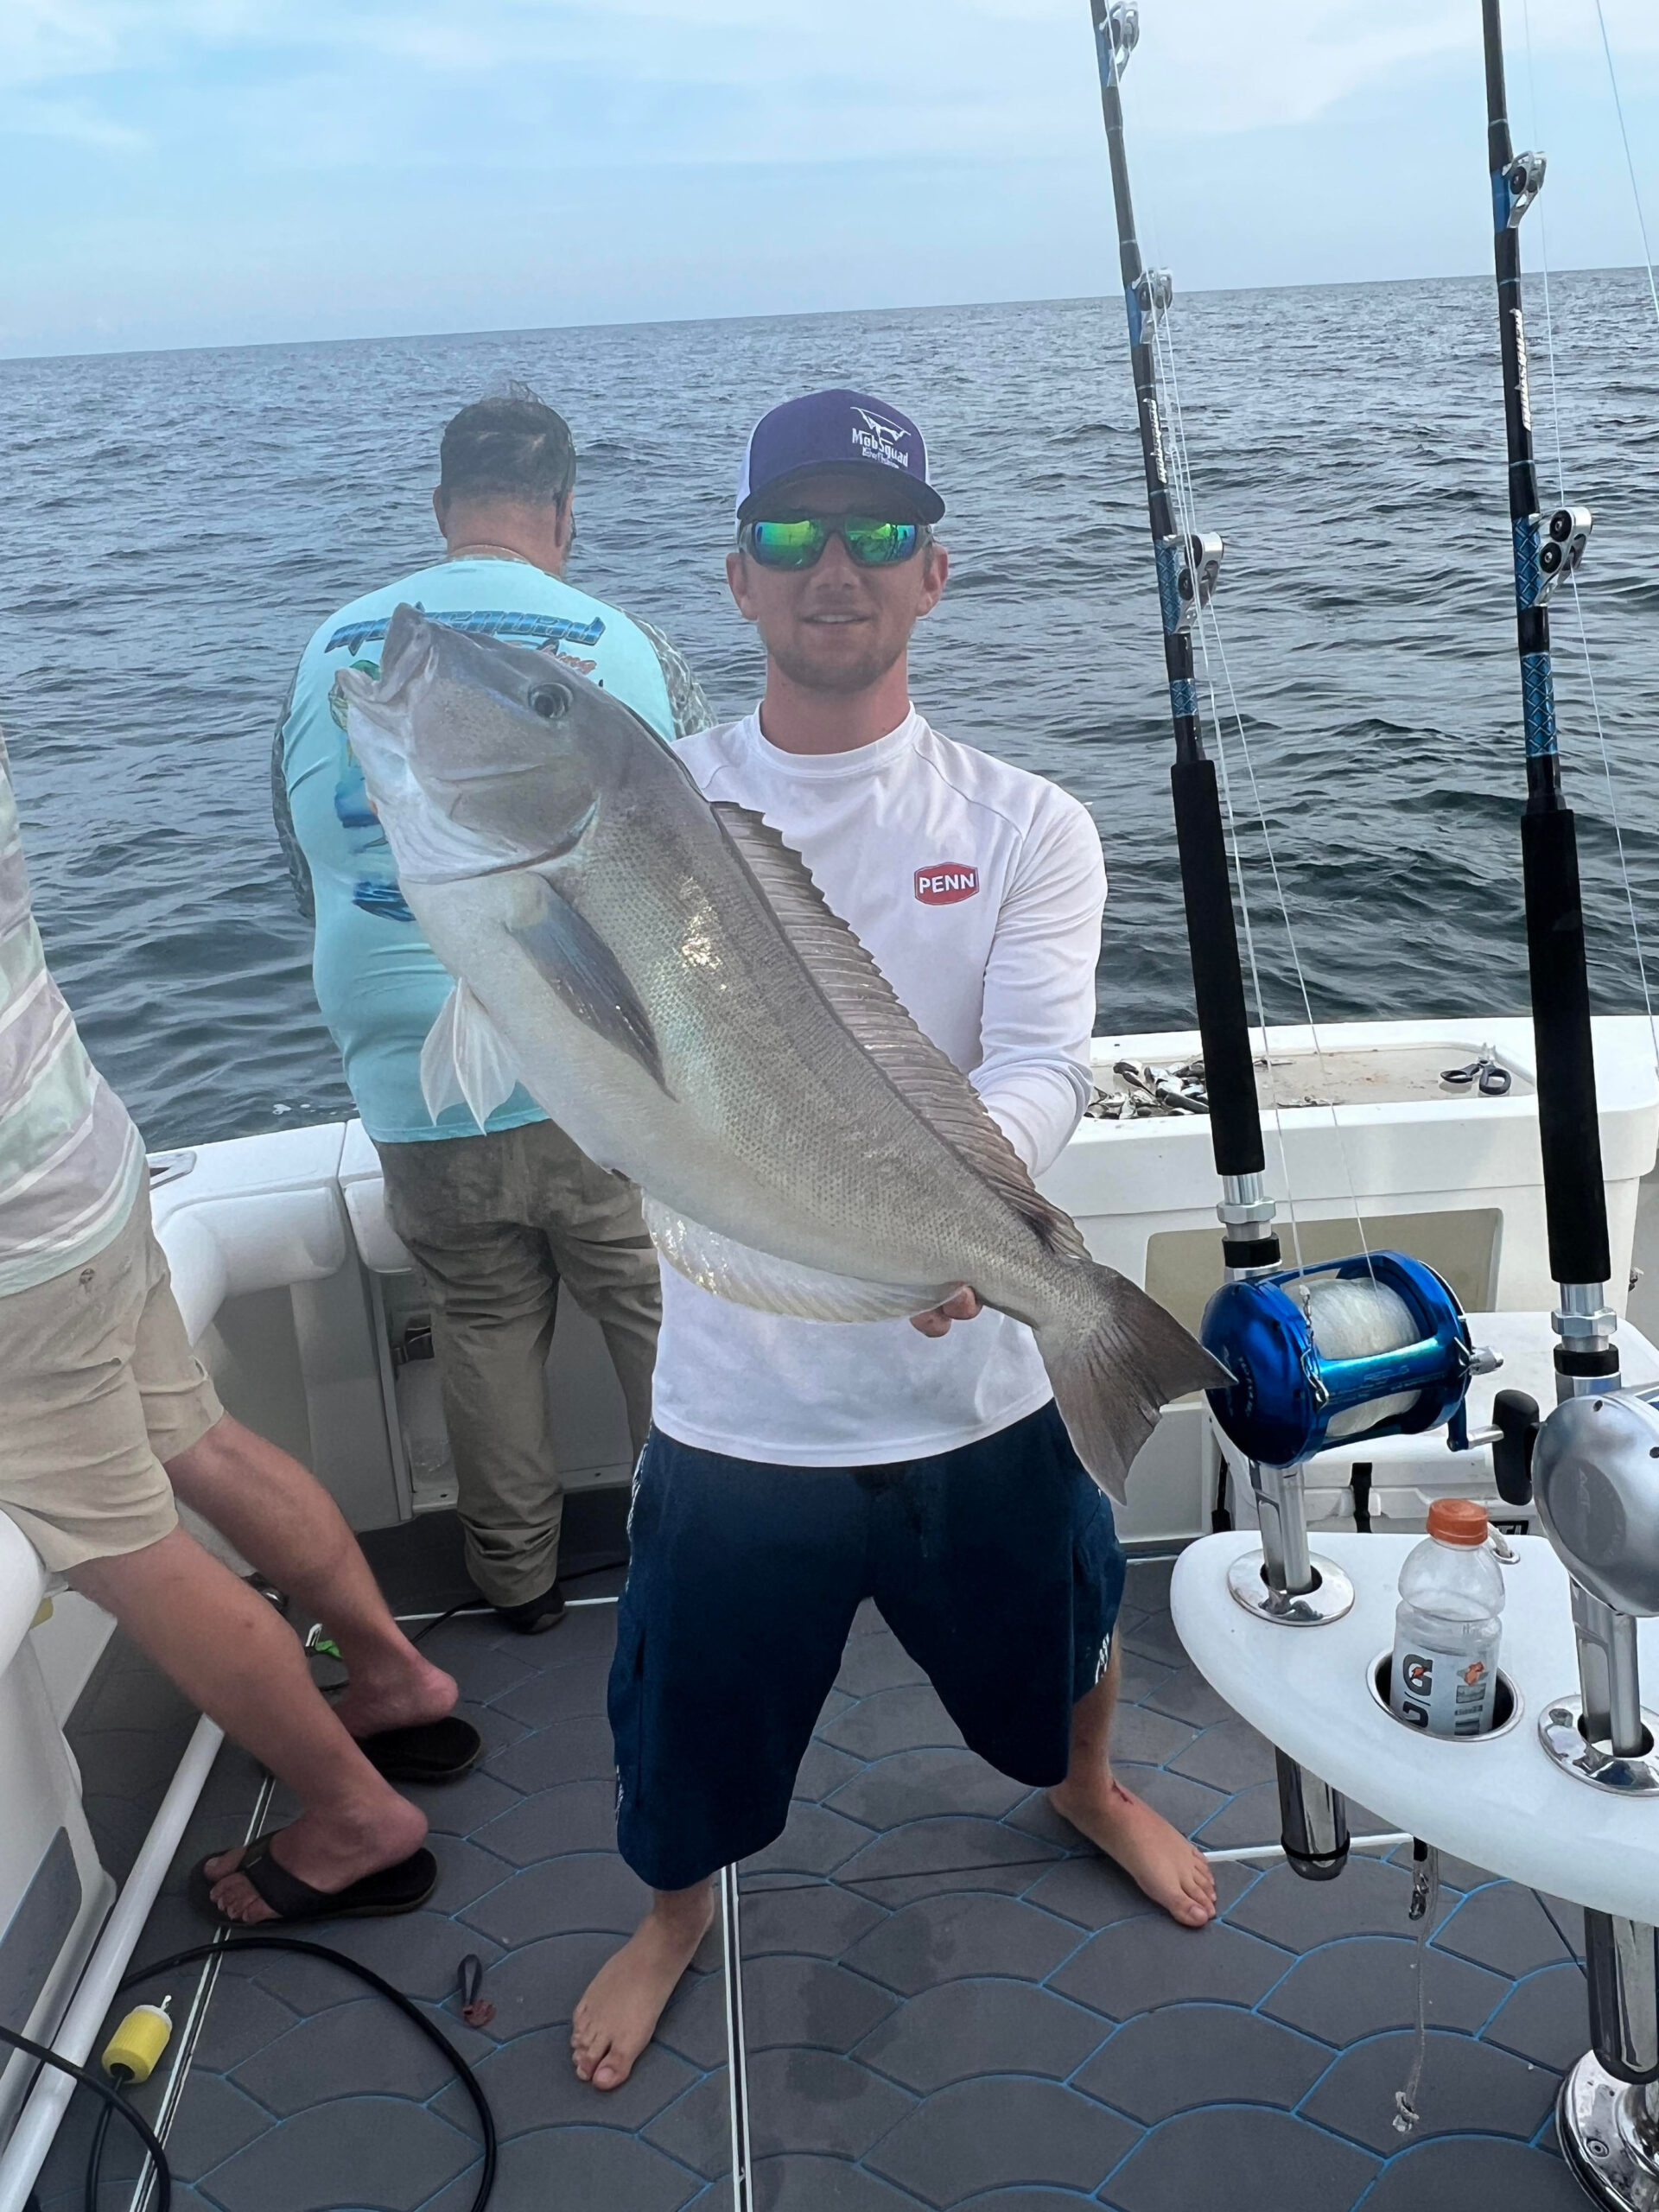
[528,683,571,721]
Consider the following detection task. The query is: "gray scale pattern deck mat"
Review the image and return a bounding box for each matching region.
[34,1559,1594,2211]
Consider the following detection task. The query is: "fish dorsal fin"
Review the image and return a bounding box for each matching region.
[710,800,1089,1262]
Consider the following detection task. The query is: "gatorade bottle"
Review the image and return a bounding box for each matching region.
[1389,1498,1505,1737]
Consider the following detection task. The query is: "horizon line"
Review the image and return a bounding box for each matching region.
[2,261,1649,372]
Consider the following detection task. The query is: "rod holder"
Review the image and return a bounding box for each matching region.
[1225,1461,1355,1626]
[1532,1385,1659,1791]
[1256,1459,1311,1595]
[1274,1748,1350,1884]
[1559,1920,1659,2211]
[1586,1915,1659,2084]
[1573,1587,1648,1758]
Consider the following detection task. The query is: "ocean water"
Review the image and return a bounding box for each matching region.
[3,276,1657,1152]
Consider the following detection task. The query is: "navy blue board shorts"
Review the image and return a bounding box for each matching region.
[607,1400,1128,1893]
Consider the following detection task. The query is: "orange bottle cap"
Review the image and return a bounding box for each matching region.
[1427,1497,1490,1547]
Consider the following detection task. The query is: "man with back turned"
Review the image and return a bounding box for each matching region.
[276,387,709,1632]
[571,387,1217,2095]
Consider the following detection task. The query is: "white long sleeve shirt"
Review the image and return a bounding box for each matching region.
[648,705,1108,1467]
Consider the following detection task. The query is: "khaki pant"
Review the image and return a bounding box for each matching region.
[1,1183,223,1573]
[376,1120,660,1609]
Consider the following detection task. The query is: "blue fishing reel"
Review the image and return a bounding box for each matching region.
[1201,1251,1477,1470]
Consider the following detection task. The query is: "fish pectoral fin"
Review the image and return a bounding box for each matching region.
[509,879,667,1093]
[420,981,522,1128]
[644,1198,949,1323]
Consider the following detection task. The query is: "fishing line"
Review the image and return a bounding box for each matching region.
[1146,278,1382,1281]
[1155,334,1379,1274]
[1135,305,1287,1175]
[1592,0,1659,339]
[1141,301,1307,1270]
[1522,0,1659,1081]
[1197,598,1382,1276]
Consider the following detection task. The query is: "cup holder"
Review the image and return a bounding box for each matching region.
[1369,1652,1524,1741]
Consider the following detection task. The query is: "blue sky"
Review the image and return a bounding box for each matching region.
[5,0,1656,359]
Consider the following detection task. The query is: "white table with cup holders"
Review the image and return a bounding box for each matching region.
[1171,1530,1658,1918]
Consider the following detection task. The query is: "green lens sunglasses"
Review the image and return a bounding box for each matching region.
[741,515,926,570]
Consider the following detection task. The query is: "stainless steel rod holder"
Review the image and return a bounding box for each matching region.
[1572,1586,1648,1760]
[1253,1459,1313,1600]
[1585,1913,1659,2084]
[1274,1748,1349,1884]
[1560,1920,1659,2209]
[1225,1459,1355,1627]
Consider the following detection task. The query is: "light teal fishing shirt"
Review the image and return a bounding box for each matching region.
[276,556,709,1144]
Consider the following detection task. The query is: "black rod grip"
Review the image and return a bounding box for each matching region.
[1172,758,1265,1179]
[1522,807,1612,1287]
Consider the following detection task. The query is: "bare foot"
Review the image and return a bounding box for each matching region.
[204,1794,429,1924]
[332,1651,458,1741]
[572,1885,715,2090]
[1050,1775,1217,1928]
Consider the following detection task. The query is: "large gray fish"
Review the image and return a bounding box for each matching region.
[339,605,1227,1498]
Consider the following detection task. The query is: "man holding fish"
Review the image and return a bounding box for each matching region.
[341,385,1226,2090]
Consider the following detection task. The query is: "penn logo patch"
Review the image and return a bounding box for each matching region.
[914,863,979,906]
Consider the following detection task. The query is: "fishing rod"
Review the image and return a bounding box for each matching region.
[1086,2,1269,1286]
[1086,0,1316,1605]
[1480,0,1614,1402]
[1088,0,1494,1891]
[1087,0,1484,1637]
[1477,2,1659,2181]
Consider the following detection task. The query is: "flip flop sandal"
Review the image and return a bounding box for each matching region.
[355,1716,483,1784]
[191,1834,438,1927]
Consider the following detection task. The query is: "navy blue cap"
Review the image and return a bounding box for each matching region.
[736,388,944,525]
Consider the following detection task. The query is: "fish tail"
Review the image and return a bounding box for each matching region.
[1035,1262,1230,1504]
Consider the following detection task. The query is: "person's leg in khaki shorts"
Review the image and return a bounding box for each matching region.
[7,1190,462,1925]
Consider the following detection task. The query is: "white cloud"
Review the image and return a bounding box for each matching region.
[4,0,1655,166]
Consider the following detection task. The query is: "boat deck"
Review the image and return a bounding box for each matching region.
[35,1543,1593,2212]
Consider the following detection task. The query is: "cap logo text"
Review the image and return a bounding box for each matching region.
[914,863,978,906]
[851,407,913,470]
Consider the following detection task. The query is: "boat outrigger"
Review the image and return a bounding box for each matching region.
[2,3,1657,2209]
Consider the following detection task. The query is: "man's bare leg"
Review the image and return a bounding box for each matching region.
[1048,1643,1217,1928]
[72,1528,428,1923]
[165,1414,455,1739]
[572,1881,715,2090]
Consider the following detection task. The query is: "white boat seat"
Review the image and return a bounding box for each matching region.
[337,1120,414,1274]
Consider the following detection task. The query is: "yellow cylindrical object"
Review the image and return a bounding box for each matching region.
[101,2003,172,2084]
